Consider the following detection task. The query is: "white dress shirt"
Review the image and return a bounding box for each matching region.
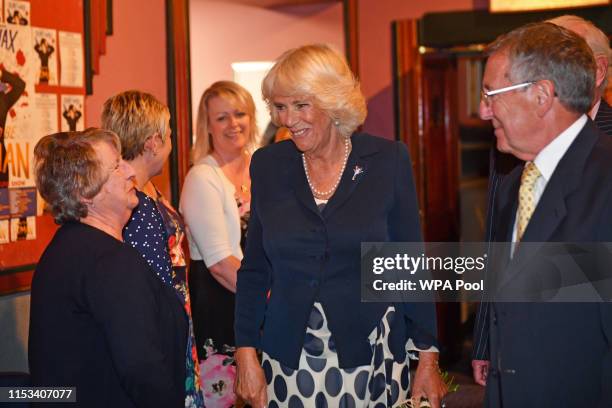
[511,114,588,244]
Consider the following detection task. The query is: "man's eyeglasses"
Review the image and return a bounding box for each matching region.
[481,81,534,106]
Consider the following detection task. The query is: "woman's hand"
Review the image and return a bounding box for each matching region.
[411,351,448,408]
[472,359,490,386]
[234,347,267,408]
[208,256,241,293]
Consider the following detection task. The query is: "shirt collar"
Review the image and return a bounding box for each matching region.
[589,99,601,120]
[533,114,587,183]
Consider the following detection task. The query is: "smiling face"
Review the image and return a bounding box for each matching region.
[207,95,251,157]
[271,95,337,156]
[92,141,138,222]
[479,52,540,160]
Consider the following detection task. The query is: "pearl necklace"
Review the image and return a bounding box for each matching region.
[302,137,350,198]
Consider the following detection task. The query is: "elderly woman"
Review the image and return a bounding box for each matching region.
[29,129,186,407]
[234,44,447,408]
[180,80,257,406]
[101,91,204,407]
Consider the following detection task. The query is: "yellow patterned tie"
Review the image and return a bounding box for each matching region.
[517,161,541,241]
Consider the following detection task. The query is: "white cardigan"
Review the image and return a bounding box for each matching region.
[179,155,242,266]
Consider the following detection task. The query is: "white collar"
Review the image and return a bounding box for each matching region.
[589,99,601,120]
[533,115,587,183]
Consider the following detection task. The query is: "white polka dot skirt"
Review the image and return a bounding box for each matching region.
[263,303,411,407]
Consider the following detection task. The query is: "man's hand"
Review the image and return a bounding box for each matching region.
[234,347,267,408]
[472,359,490,386]
[411,351,448,408]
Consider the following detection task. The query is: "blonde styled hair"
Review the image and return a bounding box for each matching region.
[262,44,367,138]
[101,90,170,161]
[192,81,258,163]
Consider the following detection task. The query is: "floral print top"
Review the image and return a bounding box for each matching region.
[124,188,205,408]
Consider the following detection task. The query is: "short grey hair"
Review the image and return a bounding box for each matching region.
[486,22,597,114]
[547,15,611,92]
[34,128,121,224]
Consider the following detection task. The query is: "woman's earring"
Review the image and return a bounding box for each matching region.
[334,120,340,127]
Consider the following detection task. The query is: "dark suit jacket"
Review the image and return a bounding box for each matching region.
[473,99,612,362]
[235,132,437,369]
[482,119,612,407]
[29,222,187,408]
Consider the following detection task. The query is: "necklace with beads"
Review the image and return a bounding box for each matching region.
[302,137,350,198]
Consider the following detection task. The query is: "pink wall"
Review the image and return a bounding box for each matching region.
[85,0,167,127]
[358,0,476,139]
[189,0,344,132]
[84,0,170,196]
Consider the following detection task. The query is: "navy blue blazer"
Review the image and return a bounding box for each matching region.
[483,119,612,407]
[235,132,438,369]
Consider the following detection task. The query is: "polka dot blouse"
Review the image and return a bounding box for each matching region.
[123,190,173,285]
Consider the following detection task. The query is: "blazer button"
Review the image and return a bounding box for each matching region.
[503,368,516,375]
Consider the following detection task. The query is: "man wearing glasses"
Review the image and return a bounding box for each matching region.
[472,15,612,394]
[472,22,612,407]
[472,14,612,395]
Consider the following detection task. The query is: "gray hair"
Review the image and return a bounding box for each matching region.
[547,15,611,92]
[487,22,596,114]
[34,128,121,224]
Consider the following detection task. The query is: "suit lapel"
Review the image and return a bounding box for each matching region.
[522,120,599,242]
[494,165,521,243]
[500,120,600,288]
[322,134,378,219]
[487,165,519,291]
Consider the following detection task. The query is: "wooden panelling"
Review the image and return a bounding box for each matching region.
[343,0,359,76]
[392,21,459,242]
[393,20,426,233]
[418,5,612,48]
[393,24,462,360]
[221,0,338,8]
[421,55,459,241]
[166,0,193,208]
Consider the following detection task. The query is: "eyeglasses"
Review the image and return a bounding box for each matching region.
[481,81,534,106]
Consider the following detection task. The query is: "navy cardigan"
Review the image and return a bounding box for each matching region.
[235,132,437,369]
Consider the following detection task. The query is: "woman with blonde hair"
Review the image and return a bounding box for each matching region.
[102,91,204,407]
[180,80,258,406]
[234,44,447,407]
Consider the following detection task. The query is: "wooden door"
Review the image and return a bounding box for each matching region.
[393,20,462,363]
[393,20,459,242]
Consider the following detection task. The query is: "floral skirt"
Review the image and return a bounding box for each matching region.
[200,339,237,408]
[263,302,412,407]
